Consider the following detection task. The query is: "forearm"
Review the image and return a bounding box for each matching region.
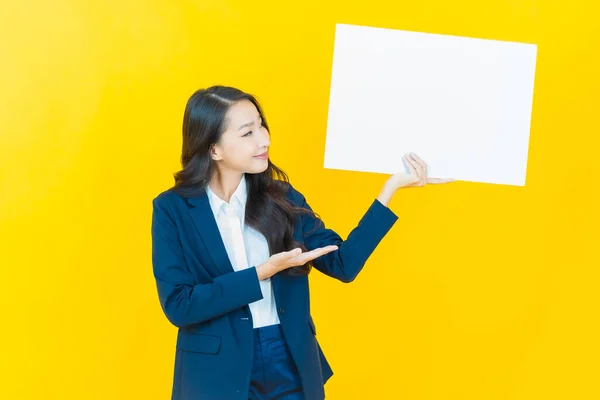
[376,182,396,207]
[157,267,263,328]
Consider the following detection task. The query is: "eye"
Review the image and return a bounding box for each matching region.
[242,131,252,137]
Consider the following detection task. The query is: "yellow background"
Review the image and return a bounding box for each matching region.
[1,0,599,398]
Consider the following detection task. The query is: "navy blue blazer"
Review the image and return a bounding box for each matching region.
[151,182,398,400]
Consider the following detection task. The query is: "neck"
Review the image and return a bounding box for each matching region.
[208,170,244,203]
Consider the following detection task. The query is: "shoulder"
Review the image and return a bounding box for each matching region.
[152,188,187,211]
[153,188,177,204]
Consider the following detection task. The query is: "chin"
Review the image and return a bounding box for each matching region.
[248,159,269,174]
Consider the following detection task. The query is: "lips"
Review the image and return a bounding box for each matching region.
[254,151,268,159]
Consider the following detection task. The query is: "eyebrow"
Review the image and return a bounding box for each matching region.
[238,115,262,131]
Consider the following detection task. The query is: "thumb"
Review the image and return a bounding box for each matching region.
[427,177,456,184]
[288,248,302,256]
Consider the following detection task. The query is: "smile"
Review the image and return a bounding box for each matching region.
[254,151,268,160]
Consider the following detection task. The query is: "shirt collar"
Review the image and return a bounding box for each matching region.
[205,174,248,216]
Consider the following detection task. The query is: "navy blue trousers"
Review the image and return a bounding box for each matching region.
[248,324,304,400]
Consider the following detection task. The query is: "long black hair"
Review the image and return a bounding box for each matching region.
[172,85,319,276]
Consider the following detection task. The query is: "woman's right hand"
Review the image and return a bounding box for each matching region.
[256,245,339,280]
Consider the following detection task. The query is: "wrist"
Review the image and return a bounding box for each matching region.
[377,183,397,207]
[256,261,277,280]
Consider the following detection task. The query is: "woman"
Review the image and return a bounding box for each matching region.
[151,85,453,400]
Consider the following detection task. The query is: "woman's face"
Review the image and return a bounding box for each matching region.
[210,99,271,175]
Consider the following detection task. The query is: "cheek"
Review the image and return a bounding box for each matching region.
[222,142,253,163]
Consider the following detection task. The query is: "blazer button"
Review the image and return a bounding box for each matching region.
[279,307,285,314]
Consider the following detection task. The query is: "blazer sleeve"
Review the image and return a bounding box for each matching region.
[296,190,399,283]
[151,196,263,328]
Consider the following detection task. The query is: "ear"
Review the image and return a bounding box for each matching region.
[210,143,223,161]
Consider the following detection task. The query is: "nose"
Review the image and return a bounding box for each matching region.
[258,127,270,149]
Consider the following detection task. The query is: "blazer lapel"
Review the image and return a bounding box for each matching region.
[187,191,234,276]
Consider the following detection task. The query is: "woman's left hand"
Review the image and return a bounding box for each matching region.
[389,152,455,190]
[377,152,454,206]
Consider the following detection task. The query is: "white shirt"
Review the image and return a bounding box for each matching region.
[205,174,280,328]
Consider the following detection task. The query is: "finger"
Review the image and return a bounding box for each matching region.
[409,152,427,181]
[287,248,302,256]
[320,245,339,254]
[402,154,418,175]
[409,152,427,166]
[411,152,427,176]
[292,246,337,264]
[427,177,456,184]
[304,246,337,259]
[403,154,422,186]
